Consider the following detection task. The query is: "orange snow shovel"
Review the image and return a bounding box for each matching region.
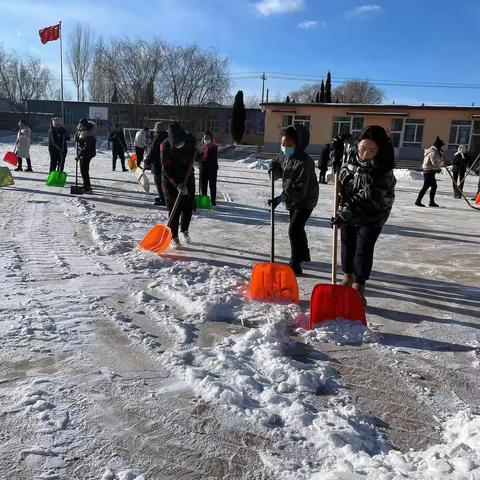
[248,169,299,304]
[309,160,366,329]
[139,162,193,254]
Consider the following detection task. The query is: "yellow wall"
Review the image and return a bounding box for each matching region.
[263,104,479,149]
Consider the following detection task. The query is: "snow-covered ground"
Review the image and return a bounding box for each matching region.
[1,139,480,480]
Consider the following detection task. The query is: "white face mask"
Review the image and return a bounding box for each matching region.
[204,138,211,145]
[174,141,185,149]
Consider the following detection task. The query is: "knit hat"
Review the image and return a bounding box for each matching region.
[78,118,89,129]
[52,117,64,127]
[433,136,445,149]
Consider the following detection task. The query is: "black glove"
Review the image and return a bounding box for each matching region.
[267,193,285,210]
[330,216,343,228]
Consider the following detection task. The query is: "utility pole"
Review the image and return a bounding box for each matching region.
[266,89,269,103]
[261,73,267,103]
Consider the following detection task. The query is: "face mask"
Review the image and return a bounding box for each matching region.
[204,139,211,145]
[174,141,185,149]
[281,145,295,156]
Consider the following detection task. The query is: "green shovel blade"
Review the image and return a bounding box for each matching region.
[46,171,59,186]
[195,194,212,209]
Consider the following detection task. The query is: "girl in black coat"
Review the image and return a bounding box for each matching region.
[74,119,96,194]
[335,125,396,304]
[48,117,70,172]
[199,130,219,206]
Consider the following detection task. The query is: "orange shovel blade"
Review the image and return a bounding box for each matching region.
[476,193,480,204]
[138,224,173,253]
[309,284,366,329]
[248,263,299,304]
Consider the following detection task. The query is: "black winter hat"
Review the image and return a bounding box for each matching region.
[168,122,186,147]
[79,118,89,128]
[433,136,445,149]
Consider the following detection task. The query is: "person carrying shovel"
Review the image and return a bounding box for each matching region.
[48,117,70,173]
[160,122,197,248]
[331,125,396,305]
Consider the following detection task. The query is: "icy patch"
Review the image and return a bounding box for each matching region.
[393,168,423,181]
[301,320,379,346]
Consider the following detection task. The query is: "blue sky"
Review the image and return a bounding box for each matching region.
[1,0,479,105]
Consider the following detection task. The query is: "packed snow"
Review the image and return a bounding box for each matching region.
[1,136,480,479]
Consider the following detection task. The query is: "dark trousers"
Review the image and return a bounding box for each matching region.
[16,157,32,169]
[288,208,313,263]
[49,151,66,172]
[417,171,438,203]
[112,150,126,170]
[341,223,382,285]
[135,147,145,167]
[318,168,327,183]
[151,163,165,203]
[169,199,193,238]
[200,169,218,205]
[452,167,466,196]
[80,156,92,190]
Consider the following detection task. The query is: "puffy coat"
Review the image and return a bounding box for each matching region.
[75,121,96,160]
[16,126,31,158]
[270,124,319,210]
[134,129,148,149]
[422,146,444,172]
[199,140,218,174]
[452,151,469,172]
[339,143,396,227]
[109,129,126,153]
[48,126,70,158]
[160,123,196,209]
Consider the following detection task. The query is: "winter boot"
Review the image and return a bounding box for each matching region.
[181,231,192,244]
[154,197,165,206]
[24,159,32,172]
[171,237,181,249]
[429,202,440,207]
[341,274,354,287]
[352,282,367,306]
[415,199,425,207]
[14,166,23,172]
[289,261,303,276]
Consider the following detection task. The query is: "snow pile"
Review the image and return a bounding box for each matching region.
[394,168,423,181]
[301,320,378,346]
[219,145,257,159]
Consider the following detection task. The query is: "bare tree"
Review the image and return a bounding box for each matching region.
[288,83,321,103]
[0,48,52,111]
[66,23,94,101]
[333,80,384,104]
[155,44,230,107]
[88,37,114,102]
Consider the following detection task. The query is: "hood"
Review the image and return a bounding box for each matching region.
[285,124,310,152]
[168,122,186,147]
[77,121,96,138]
[424,146,439,155]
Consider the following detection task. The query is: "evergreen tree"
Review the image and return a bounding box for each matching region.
[315,91,320,103]
[286,95,290,103]
[325,71,332,103]
[320,80,326,103]
[231,90,246,144]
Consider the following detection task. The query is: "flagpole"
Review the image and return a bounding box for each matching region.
[59,20,64,120]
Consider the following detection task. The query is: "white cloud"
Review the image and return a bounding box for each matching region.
[298,20,326,29]
[345,4,384,19]
[255,0,305,16]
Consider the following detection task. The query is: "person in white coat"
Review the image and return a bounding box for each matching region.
[15,120,32,172]
[134,126,150,168]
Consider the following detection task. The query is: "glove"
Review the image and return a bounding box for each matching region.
[176,183,188,195]
[267,193,285,210]
[330,216,343,228]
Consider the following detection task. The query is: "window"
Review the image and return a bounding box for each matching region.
[449,120,472,149]
[282,114,311,130]
[201,119,217,133]
[402,119,424,148]
[332,116,363,139]
[390,118,404,147]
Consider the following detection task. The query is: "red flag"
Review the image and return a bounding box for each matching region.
[39,24,60,44]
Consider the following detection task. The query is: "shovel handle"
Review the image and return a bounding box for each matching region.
[332,172,340,285]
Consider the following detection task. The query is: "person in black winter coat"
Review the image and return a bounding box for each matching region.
[108,123,127,171]
[333,125,396,305]
[199,130,219,206]
[74,119,96,194]
[452,144,469,198]
[318,143,330,184]
[48,117,70,172]
[269,124,319,275]
[146,122,168,206]
[161,122,197,248]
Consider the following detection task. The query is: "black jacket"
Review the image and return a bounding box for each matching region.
[199,143,218,173]
[270,124,319,210]
[109,129,126,153]
[146,131,168,168]
[48,126,70,157]
[339,144,396,227]
[74,122,96,160]
[452,151,469,171]
[319,144,330,171]
[160,123,196,208]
